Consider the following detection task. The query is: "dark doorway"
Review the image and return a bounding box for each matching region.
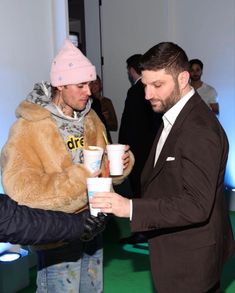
[68,0,86,54]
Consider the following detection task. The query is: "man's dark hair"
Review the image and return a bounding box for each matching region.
[189,59,204,70]
[140,42,189,79]
[126,54,142,75]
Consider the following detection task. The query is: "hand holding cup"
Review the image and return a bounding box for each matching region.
[87,177,112,216]
[122,145,131,170]
[106,144,131,176]
[106,144,126,176]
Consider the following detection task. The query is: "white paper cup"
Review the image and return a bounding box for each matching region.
[83,146,104,172]
[106,144,125,176]
[87,177,112,216]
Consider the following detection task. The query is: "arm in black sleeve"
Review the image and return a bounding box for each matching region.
[0,194,89,245]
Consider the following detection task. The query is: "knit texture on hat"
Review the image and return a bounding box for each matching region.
[50,39,96,86]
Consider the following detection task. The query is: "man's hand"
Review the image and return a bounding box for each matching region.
[123,145,131,170]
[90,192,131,218]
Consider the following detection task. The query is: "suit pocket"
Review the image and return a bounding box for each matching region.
[165,160,177,168]
[162,225,216,251]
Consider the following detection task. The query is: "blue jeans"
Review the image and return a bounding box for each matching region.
[36,248,103,293]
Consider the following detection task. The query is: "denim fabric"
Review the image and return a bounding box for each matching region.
[36,248,103,293]
[80,248,103,293]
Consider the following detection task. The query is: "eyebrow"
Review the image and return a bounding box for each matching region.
[142,78,163,85]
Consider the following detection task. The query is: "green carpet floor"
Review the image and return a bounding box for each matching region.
[19,213,235,293]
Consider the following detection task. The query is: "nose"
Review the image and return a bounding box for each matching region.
[85,84,91,96]
[145,85,153,100]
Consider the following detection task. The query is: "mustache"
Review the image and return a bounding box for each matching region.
[150,98,162,104]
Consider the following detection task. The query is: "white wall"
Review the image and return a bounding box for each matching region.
[0,0,68,193]
[84,0,102,77]
[100,0,170,143]
[99,0,235,187]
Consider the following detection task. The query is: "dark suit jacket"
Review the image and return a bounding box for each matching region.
[119,79,162,195]
[131,93,235,292]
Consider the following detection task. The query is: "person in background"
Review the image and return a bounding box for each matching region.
[90,90,113,143]
[91,42,235,292]
[1,39,134,293]
[189,58,219,115]
[126,54,143,85]
[118,54,162,244]
[90,75,118,132]
[0,193,103,245]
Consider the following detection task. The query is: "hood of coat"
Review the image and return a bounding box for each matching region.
[16,82,92,122]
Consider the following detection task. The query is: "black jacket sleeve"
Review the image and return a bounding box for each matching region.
[0,194,89,245]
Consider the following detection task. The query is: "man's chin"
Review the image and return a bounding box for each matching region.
[151,104,163,113]
[76,103,87,111]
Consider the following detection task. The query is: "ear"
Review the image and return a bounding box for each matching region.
[178,71,190,90]
[129,67,135,75]
[57,86,63,91]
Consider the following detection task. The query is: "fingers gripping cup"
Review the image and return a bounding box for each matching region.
[83,146,104,172]
[106,144,125,176]
[87,177,112,216]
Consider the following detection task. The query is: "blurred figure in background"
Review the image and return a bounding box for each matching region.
[90,88,113,143]
[90,75,118,133]
[189,58,219,115]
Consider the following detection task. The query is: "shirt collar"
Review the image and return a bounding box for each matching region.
[164,87,195,127]
[134,76,142,85]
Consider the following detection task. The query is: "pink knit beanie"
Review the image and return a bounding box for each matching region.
[50,39,96,87]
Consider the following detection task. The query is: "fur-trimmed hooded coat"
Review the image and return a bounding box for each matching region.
[1,89,134,214]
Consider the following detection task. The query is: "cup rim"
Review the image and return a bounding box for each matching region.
[106,144,125,150]
[84,146,104,152]
[87,177,112,184]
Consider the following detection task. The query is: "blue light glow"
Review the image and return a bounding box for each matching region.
[219,93,235,189]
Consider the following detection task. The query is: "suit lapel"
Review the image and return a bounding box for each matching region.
[141,123,163,189]
[141,93,202,189]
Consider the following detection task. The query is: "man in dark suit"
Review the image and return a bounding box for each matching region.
[91,42,235,292]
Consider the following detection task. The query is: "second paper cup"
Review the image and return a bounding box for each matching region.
[106,144,125,176]
[87,177,112,216]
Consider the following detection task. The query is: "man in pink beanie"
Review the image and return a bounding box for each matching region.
[1,39,134,293]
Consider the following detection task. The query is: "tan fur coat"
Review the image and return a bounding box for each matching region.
[1,101,134,213]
